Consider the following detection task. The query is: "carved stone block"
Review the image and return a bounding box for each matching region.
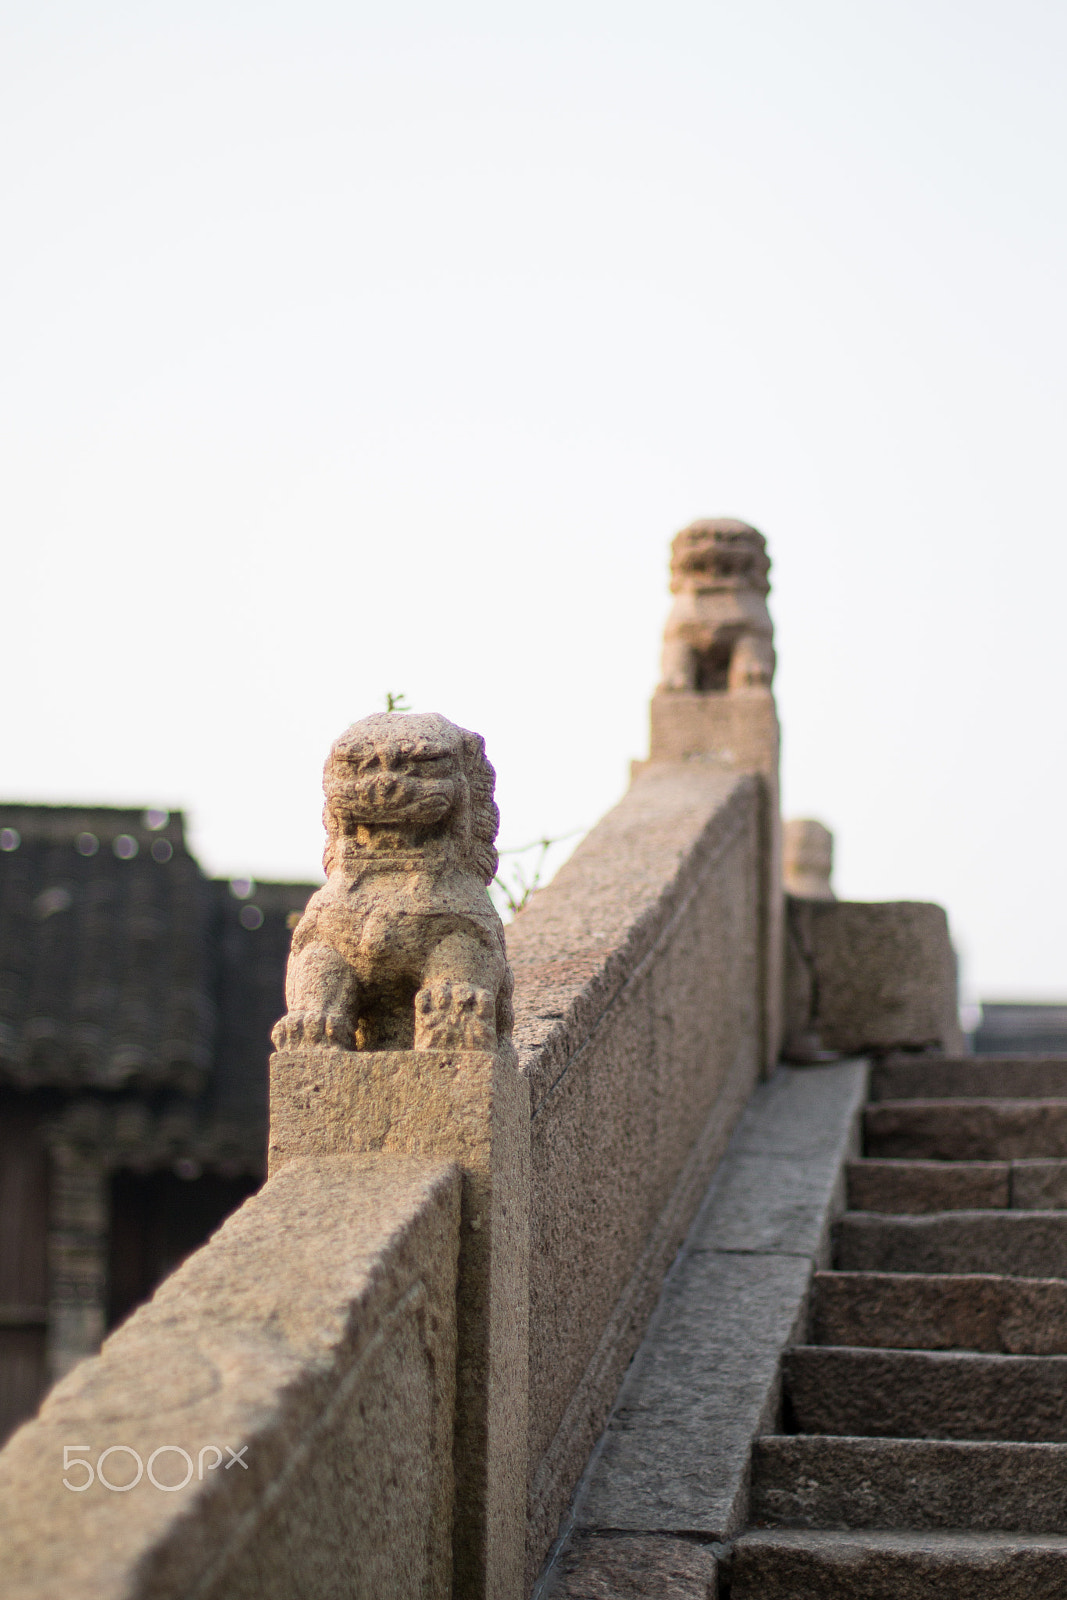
[658,518,775,694]
[272,712,513,1057]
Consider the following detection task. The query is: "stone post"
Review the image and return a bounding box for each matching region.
[641,518,783,1069]
[267,712,530,1600]
[783,818,835,901]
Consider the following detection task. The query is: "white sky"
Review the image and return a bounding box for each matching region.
[3,0,1066,1000]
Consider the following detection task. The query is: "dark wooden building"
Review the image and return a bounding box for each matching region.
[0,804,314,1443]
[973,1002,1067,1055]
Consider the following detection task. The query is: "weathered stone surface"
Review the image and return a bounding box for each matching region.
[872,1056,1067,1101]
[272,711,512,1055]
[846,1158,1010,1213]
[1013,1160,1067,1209]
[782,818,834,900]
[811,1271,1067,1354]
[844,1158,1067,1213]
[752,1434,1067,1533]
[507,764,755,1116]
[838,1158,1067,1213]
[698,1063,867,1261]
[643,696,782,1087]
[864,1098,1067,1160]
[545,1533,718,1598]
[731,1527,1067,1599]
[835,1209,1067,1276]
[785,1345,1067,1441]
[270,1046,529,1600]
[575,1251,810,1537]
[565,1064,865,1541]
[710,1062,867,1167]
[508,763,767,1578]
[645,686,780,780]
[786,899,963,1058]
[0,1155,460,1600]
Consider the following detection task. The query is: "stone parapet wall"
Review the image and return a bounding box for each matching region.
[0,1154,460,1600]
[784,897,964,1059]
[507,760,765,1580]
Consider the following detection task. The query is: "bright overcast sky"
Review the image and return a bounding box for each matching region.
[3,0,1066,1000]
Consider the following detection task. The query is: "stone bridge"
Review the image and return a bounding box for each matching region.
[8,518,1047,1600]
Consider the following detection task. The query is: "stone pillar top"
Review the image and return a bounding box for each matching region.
[645,515,779,774]
[783,818,835,901]
[644,516,783,1066]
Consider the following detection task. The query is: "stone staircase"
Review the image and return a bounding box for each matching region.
[731,1055,1067,1598]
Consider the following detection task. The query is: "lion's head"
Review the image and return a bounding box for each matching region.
[321,712,500,882]
[669,518,770,596]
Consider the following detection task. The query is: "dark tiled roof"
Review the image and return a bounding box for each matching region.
[0,804,317,1174]
[0,807,212,1092]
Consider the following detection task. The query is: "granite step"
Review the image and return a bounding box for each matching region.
[751,1434,1067,1533]
[730,1527,1067,1599]
[847,1158,1009,1212]
[1012,1161,1067,1208]
[811,1271,1067,1353]
[871,1057,1067,1102]
[784,1345,1067,1441]
[847,1158,1067,1212]
[730,1060,1067,1596]
[864,1099,1067,1160]
[835,1210,1067,1276]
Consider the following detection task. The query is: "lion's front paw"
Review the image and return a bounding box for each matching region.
[271,1010,355,1050]
[414,981,496,1051]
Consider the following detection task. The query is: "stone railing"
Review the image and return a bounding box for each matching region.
[0,519,962,1599]
[509,760,766,1581]
[0,1154,461,1599]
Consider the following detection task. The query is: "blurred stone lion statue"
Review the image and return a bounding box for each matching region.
[272,712,513,1053]
[658,518,775,692]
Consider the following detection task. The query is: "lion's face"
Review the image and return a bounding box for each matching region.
[322,712,499,883]
[670,519,770,596]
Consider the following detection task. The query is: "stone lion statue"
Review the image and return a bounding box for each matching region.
[271,712,513,1054]
[658,518,775,693]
